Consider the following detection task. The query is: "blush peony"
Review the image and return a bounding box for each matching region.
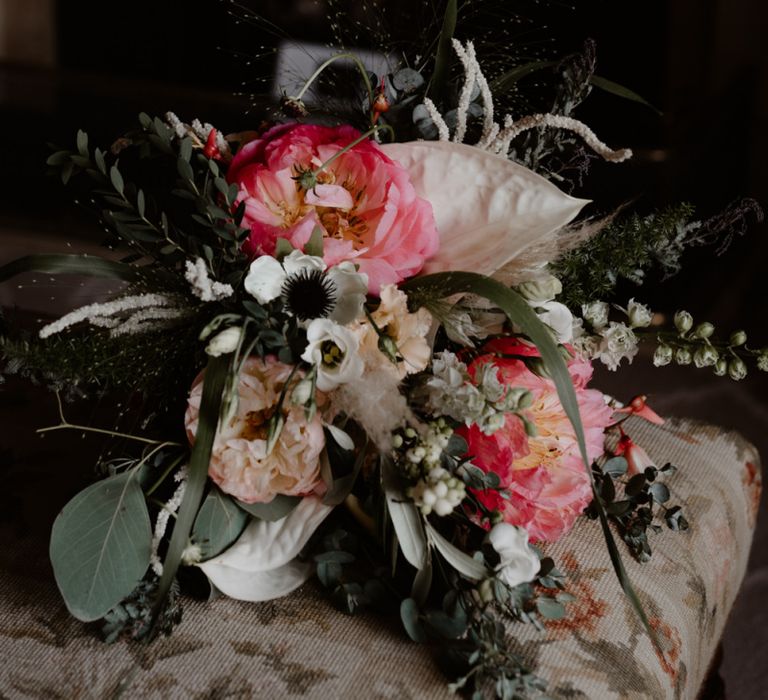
[228,123,439,294]
[185,356,325,504]
[457,337,612,542]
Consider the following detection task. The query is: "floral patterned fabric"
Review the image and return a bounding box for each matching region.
[0,417,760,699]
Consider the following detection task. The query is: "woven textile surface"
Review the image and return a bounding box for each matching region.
[0,417,760,700]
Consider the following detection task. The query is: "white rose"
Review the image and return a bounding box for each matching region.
[627,298,653,328]
[487,523,540,589]
[581,301,610,330]
[326,262,368,325]
[536,300,574,343]
[301,318,364,391]
[205,326,242,357]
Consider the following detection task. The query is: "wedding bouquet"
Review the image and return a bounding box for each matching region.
[1,3,763,697]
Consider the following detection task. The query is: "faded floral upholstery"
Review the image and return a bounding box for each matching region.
[0,417,760,699]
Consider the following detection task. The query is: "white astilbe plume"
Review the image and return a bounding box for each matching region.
[108,307,190,337]
[185,257,233,302]
[422,97,450,141]
[491,113,632,162]
[150,468,188,576]
[330,369,413,451]
[39,293,175,339]
[420,40,631,163]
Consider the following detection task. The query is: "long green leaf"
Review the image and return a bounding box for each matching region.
[426,521,487,581]
[589,75,662,114]
[50,468,152,622]
[401,272,657,645]
[151,354,230,626]
[490,60,557,94]
[426,0,458,104]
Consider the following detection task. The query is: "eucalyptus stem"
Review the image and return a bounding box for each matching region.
[37,392,177,446]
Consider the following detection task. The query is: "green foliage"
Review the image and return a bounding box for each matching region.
[101,576,182,643]
[553,199,762,308]
[587,456,687,563]
[192,487,249,560]
[235,494,301,521]
[50,468,152,622]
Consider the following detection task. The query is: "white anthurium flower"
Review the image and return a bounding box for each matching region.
[198,496,333,602]
[535,300,575,344]
[487,523,540,589]
[326,262,368,325]
[301,318,364,392]
[380,141,589,277]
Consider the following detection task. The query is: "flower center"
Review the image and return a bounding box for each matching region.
[281,269,338,321]
[320,340,344,368]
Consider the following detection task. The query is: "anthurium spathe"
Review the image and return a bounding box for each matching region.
[380,140,589,278]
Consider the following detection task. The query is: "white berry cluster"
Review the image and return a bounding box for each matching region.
[394,420,467,517]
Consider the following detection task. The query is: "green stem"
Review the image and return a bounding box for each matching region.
[311,125,393,178]
[294,53,374,109]
[145,454,186,497]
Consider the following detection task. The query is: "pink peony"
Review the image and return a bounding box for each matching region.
[457,337,612,542]
[185,356,325,504]
[228,123,439,294]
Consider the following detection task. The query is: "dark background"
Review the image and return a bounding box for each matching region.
[1,0,766,329]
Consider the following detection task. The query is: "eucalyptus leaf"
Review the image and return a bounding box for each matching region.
[400,598,427,643]
[536,596,566,620]
[50,469,152,622]
[603,456,628,477]
[304,226,325,258]
[109,165,124,195]
[425,522,487,581]
[393,68,424,93]
[236,494,301,521]
[192,487,248,560]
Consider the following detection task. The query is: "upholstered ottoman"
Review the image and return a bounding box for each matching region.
[0,416,759,699]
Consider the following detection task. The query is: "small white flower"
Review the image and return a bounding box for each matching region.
[326,261,368,325]
[536,300,574,343]
[653,344,673,367]
[597,322,638,371]
[693,345,719,368]
[487,523,540,589]
[205,326,242,357]
[282,250,327,277]
[301,318,364,391]
[517,274,562,303]
[626,299,653,328]
[582,301,610,330]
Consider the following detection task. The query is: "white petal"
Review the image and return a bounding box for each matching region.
[380,141,589,276]
[282,249,327,277]
[327,262,368,325]
[198,496,333,602]
[244,255,286,304]
[536,300,575,344]
[324,423,355,451]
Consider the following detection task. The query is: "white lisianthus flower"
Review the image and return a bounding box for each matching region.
[582,301,610,330]
[301,318,364,391]
[326,261,368,325]
[487,523,540,589]
[536,300,574,343]
[597,322,639,371]
[205,326,243,357]
[626,299,653,328]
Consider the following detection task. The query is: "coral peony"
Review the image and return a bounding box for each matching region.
[228,123,439,294]
[185,356,325,504]
[457,337,612,542]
